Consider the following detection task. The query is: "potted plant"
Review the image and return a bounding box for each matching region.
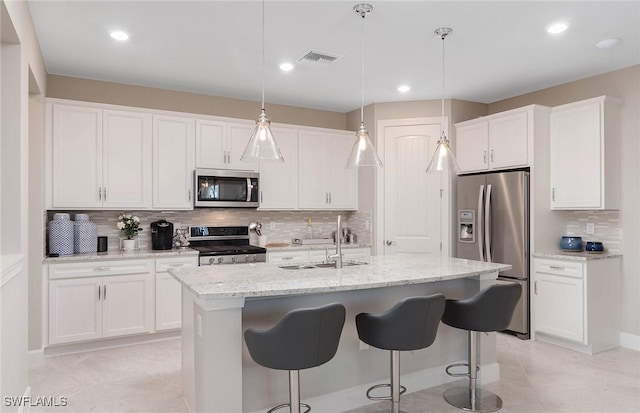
[117,214,142,251]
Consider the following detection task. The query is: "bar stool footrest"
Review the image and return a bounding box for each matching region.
[266,402,311,413]
[443,385,502,413]
[365,383,407,401]
[445,362,480,378]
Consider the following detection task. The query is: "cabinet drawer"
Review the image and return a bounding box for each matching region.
[155,256,198,272]
[49,259,153,279]
[535,259,583,278]
[267,250,309,264]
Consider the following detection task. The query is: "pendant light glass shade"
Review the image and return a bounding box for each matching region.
[426,27,459,174]
[346,3,383,169]
[346,123,383,167]
[241,109,284,162]
[240,0,284,163]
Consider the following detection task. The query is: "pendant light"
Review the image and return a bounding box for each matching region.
[346,3,383,168]
[241,0,284,163]
[426,27,460,174]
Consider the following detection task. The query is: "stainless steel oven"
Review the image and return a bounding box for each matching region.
[194,169,259,208]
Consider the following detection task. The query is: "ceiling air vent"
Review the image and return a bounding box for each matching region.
[297,50,342,66]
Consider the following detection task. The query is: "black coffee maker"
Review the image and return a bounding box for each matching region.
[151,220,174,250]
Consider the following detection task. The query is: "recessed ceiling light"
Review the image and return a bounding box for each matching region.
[110,31,130,41]
[397,85,410,93]
[595,38,621,49]
[279,63,294,72]
[546,22,568,34]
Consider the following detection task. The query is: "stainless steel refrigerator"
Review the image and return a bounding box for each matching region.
[456,169,529,339]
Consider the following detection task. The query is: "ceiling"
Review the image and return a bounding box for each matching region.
[28,1,640,113]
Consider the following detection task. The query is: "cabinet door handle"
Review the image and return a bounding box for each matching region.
[550,265,565,270]
[328,192,332,204]
[534,281,537,295]
[103,285,107,300]
[552,188,555,202]
[98,284,101,301]
[281,256,293,260]
[490,150,494,162]
[483,151,487,164]
[98,187,102,201]
[94,267,111,271]
[103,187,107,201]
[325,193,329,204]
[260,191,263,203]
[188,188,192,201]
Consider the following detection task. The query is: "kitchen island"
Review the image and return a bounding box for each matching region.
[169,253,510,413]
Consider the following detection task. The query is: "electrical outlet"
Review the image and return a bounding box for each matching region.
[586,222,595,235]
[270,221,277,231]
[359,341,369,351]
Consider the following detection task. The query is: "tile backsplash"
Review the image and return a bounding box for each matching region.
[564,210,621,253]
[45,209,372,254]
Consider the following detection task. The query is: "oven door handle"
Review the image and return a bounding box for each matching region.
[246,178,252,202]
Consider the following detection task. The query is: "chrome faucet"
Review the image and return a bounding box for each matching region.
[327,215,343,268]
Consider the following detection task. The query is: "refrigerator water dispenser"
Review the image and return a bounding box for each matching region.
[458,210,475,243]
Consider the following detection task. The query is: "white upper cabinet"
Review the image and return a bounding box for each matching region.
[550,96,620,210]
[456,121,489,173]
[298,129,357,210]
[195,119,226,169]
[456,106,538,174]
[152,115,195,210]
[102,110,152,208]
[195,119,257,171]
[49,103,151,209]
[258,125,299,209]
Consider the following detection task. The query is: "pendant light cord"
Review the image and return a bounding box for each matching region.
[261,0,266,111]
[440,33,445,139]
[360,11,365,126]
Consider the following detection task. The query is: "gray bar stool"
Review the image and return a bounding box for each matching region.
[442,283,521,412]
[244,303,346,413]
[356,294,446,413]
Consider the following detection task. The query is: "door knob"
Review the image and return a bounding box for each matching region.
[385,240,395,246]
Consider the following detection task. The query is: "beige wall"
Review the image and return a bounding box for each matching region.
[47,75,347,130]
[489,65,640,337]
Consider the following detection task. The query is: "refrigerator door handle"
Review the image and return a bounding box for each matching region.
[477,184,485,261]
[485,184,492,262]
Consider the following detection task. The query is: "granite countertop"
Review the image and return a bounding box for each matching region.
[533,250,622,261]
[43,248,199,263]
[265,243,371,252]
[168,253,510,300]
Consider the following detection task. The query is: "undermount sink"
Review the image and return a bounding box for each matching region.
[279,261,367,270]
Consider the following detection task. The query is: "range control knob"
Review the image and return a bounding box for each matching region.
[217,257,224,264]
[231,256,237,263]
[246,255,254,262]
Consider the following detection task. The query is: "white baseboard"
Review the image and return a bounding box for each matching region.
[247,362,500,413]
[44,331,180,357]
[29,349,45,369]
[620,332,640,351]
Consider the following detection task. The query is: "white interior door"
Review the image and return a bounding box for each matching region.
[381,120,445,254]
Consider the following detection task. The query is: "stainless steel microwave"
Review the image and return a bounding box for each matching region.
[194,169,259,208]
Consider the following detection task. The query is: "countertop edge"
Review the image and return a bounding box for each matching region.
[43,248,199,263]
[533,251,622,261]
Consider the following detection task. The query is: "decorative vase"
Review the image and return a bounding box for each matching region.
[122,239,136,251]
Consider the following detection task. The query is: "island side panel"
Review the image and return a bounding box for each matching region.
[183,288,245,413]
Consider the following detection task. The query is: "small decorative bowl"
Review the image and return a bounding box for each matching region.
[560,236,583,251]
[585,241,604,252]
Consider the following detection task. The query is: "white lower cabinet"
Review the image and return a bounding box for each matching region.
[533,257,621,354]
[267,247,370,265]
[48,259,154,345]
[155,256,197,330]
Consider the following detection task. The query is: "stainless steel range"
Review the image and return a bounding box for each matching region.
[188,225,267,266]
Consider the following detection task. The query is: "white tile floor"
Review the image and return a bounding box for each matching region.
[29,334,640,413]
